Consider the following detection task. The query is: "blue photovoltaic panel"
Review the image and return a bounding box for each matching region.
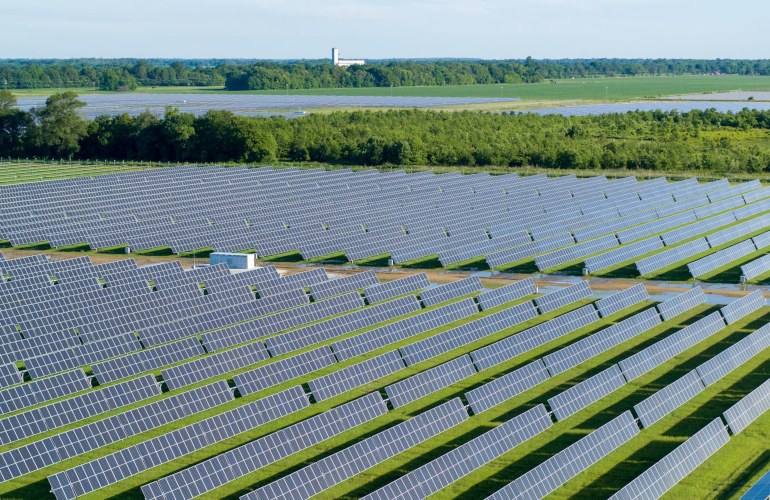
[364,272,430,304]
[635,238,710,276]
[385,356,476,408]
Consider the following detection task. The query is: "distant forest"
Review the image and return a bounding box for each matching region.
[4,90,770,175]
[3,58,770,91]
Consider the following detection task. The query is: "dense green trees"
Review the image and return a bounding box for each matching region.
[4,58,770,91]
[3,92,770,174]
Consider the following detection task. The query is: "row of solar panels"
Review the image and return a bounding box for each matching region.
[0,165,748,269]
[147,284,766,500]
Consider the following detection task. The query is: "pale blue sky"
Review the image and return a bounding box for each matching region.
[4,0,769,60]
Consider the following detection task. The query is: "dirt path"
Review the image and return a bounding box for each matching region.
[2,248,762,299]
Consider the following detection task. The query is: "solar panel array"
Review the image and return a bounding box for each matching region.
[465,360,550,414]
[363,272,430,304]
[706,214,770,248]
[687,239,757,278]
[635,238,710,276]
[697,324,770,386]
[141,391,383,500]
[399,301,537,366]
[656,286,706,321]
[385,356,476,408]
[609,418,729,500]
[307,269,378,300]
[619,311,725,381]
[720,290,766,325]
[533,281,592,314]
[594,284,649,318]
[585,236,664,274]
[476,278,537,311]
[543,308,662,376]
[362,404,553,500]
[331,297,479,361]
[419,276,483,307]
[487,411,640,500]
[548,365,627,421]
[723,375,770,435]
[634,370,705,429]
[471,304,600,371]
[244,398,469,500]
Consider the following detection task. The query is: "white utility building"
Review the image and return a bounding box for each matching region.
[332,47,365,67]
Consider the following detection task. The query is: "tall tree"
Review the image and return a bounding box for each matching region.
[31,91,88,158]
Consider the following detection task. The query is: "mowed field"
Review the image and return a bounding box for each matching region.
[10,75,770,102]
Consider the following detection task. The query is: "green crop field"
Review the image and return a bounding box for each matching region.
[11,75,770,103]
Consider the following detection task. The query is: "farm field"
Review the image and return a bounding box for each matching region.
[10,75,770,103]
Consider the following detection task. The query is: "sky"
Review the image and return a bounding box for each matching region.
[4,0,770,60]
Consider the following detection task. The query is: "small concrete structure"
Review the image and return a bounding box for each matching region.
[210,252,256,270]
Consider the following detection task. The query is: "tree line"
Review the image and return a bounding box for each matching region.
[3,90,770,175]
[3,58,770,91]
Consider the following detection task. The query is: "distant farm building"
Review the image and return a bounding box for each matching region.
[332,47,365,67]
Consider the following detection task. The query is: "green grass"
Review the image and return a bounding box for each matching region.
[11,75,770,103]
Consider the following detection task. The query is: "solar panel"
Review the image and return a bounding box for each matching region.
[687,239,757,278]
[141,390,382,500]
[742,253,770,281]
[0,363,22,389]
[723,375,770,435]
[471,304,600,371]
[660,212,736,246]
[308,349,405,402]
[706,214,770,248]
[487,411,639,500]
[634,370,705,429]
[534,234,619,271]
[594,284,649,318]
[364,272,430,304]
[399,301,537,366]
[52,383,316,500]
[616,211,696,245]
[161,342,270,391]
[331,297,479,361]
[543,308,661,376]
[385,355,476,408]
[738,469,770,500]
[362,404,552,500]
[618,311,725,381]
[656,286,706,322]
[548,365,626,421]
[635,238,710,276]
[477,278,537,311]
[233,345,337,396]
[419,276,483,307]
[752,230,770,251]
[609,418,729,500]
[585,236,664,274]
[465,360,550,414]
[697,323,770,386]
[244,398,469,500]
[720,290,766,325]
[533,281,593,314]
[307,269,378,300]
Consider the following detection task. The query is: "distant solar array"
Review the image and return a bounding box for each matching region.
[15,94,520,119]
[0,166,768,286]
[521,101,770,117]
